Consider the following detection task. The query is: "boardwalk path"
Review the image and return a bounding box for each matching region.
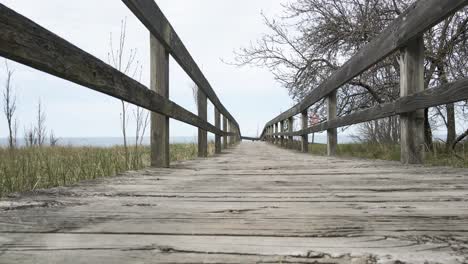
[1,142,468,263]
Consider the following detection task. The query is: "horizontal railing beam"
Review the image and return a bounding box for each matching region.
[122,0,239,130]
[263,0,468,132]
[273,78,468,137]
[241,136,260,141]
[0,4,234,137]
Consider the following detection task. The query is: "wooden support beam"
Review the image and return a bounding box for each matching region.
[150,34,169,168]
[262,0,467,130]
[301,110,308,153]
[288,117,294,148]
[280,121,285,147]
[0,5,230,137]
[400,36,425,164]
[228,120,233,146]
[214,108,221,154]
[123,0,239,129]
[198,89,208,158]
[274,123,278,144]
[273,77,468,138]
[223,116,228,149]
[327,91,337,156]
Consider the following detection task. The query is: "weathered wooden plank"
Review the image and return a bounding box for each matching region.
[287,117,293,148]
[214,108,221,154]
[241,136,260,141]
[150,34,170,167]
[0,4,231,137]
[198,89,208,158]
[327,91,337,156]
[400,37,425,164]
[1,142,468,263]
[122,0,239,130]
[263,0,468,131]
[301,110,308,152]
[223,116,228,148]
[274,77,468,137]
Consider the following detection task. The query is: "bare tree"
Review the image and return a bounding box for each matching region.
[35,99,47,146]
[3,60,17,149]
[108,18,140,168]
[233,0,468,148]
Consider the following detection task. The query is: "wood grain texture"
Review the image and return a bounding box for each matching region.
[197,89,208,158]
[122,0,239,130]
[301,110,308,152]
[0,4,232,137]
[1,142,467,263]
[327,91,337,156]
[262,0,468,133]
[150,34,170,167]
[273,77,468,137]
[214,108,221,154]
[400,37,425,164]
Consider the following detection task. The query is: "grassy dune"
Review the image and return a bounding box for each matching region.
[0,143,214,197]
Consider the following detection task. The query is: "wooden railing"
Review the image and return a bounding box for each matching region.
[0,0,241,168]
[260,0,468,164]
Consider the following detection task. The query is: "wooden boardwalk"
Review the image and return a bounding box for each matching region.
[1,142,467,263]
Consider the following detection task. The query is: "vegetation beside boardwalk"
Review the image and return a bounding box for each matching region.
[305,141,468,168]
[0,143,214,198]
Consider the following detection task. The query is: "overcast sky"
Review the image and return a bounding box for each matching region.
[0,0,294,138]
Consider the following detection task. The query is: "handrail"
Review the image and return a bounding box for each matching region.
[122,0,240,130]
[260,0,468,164]
[274,78,468,137]
[0,1,240,168]
[261,0,468,137]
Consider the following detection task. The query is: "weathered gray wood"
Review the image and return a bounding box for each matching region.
[301,110,308,153]
[272,77,468,137]
[150,35,170,167]
[288,117,294,148]
[197,89,208,158]
[327,91,337,156]
[228,120,234,145]
[0,4,230,137]
[262,0,468,132]
[274,123,278,145]
[280,121,285,147]
[122,0,239,130]
[241,136,260,141]
[400,37,425,164]
[1,142,468,263]
[214,108,221,154]
[223,116,228,148]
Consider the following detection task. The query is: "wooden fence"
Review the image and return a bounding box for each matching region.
[260,0,468,164]
[0,0,241,168]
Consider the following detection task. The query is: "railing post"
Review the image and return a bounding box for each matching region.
[274,123,278,144]
[223,116,228,148]
[327,90,337,156]
[280,121,285,147]
[150,34,170,168]
[214,108,222,154]
[288,117,294,148]
[400,36,425,164]
[198,88,208,157]
[228,120,233,146]
[301,109,309,153]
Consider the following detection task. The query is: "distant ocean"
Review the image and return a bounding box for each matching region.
[0,134,358,147]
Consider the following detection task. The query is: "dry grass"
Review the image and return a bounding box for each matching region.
[305,141,468,167]
[0,142,214,197]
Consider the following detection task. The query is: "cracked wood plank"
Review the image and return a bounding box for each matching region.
[0,142,468,263]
